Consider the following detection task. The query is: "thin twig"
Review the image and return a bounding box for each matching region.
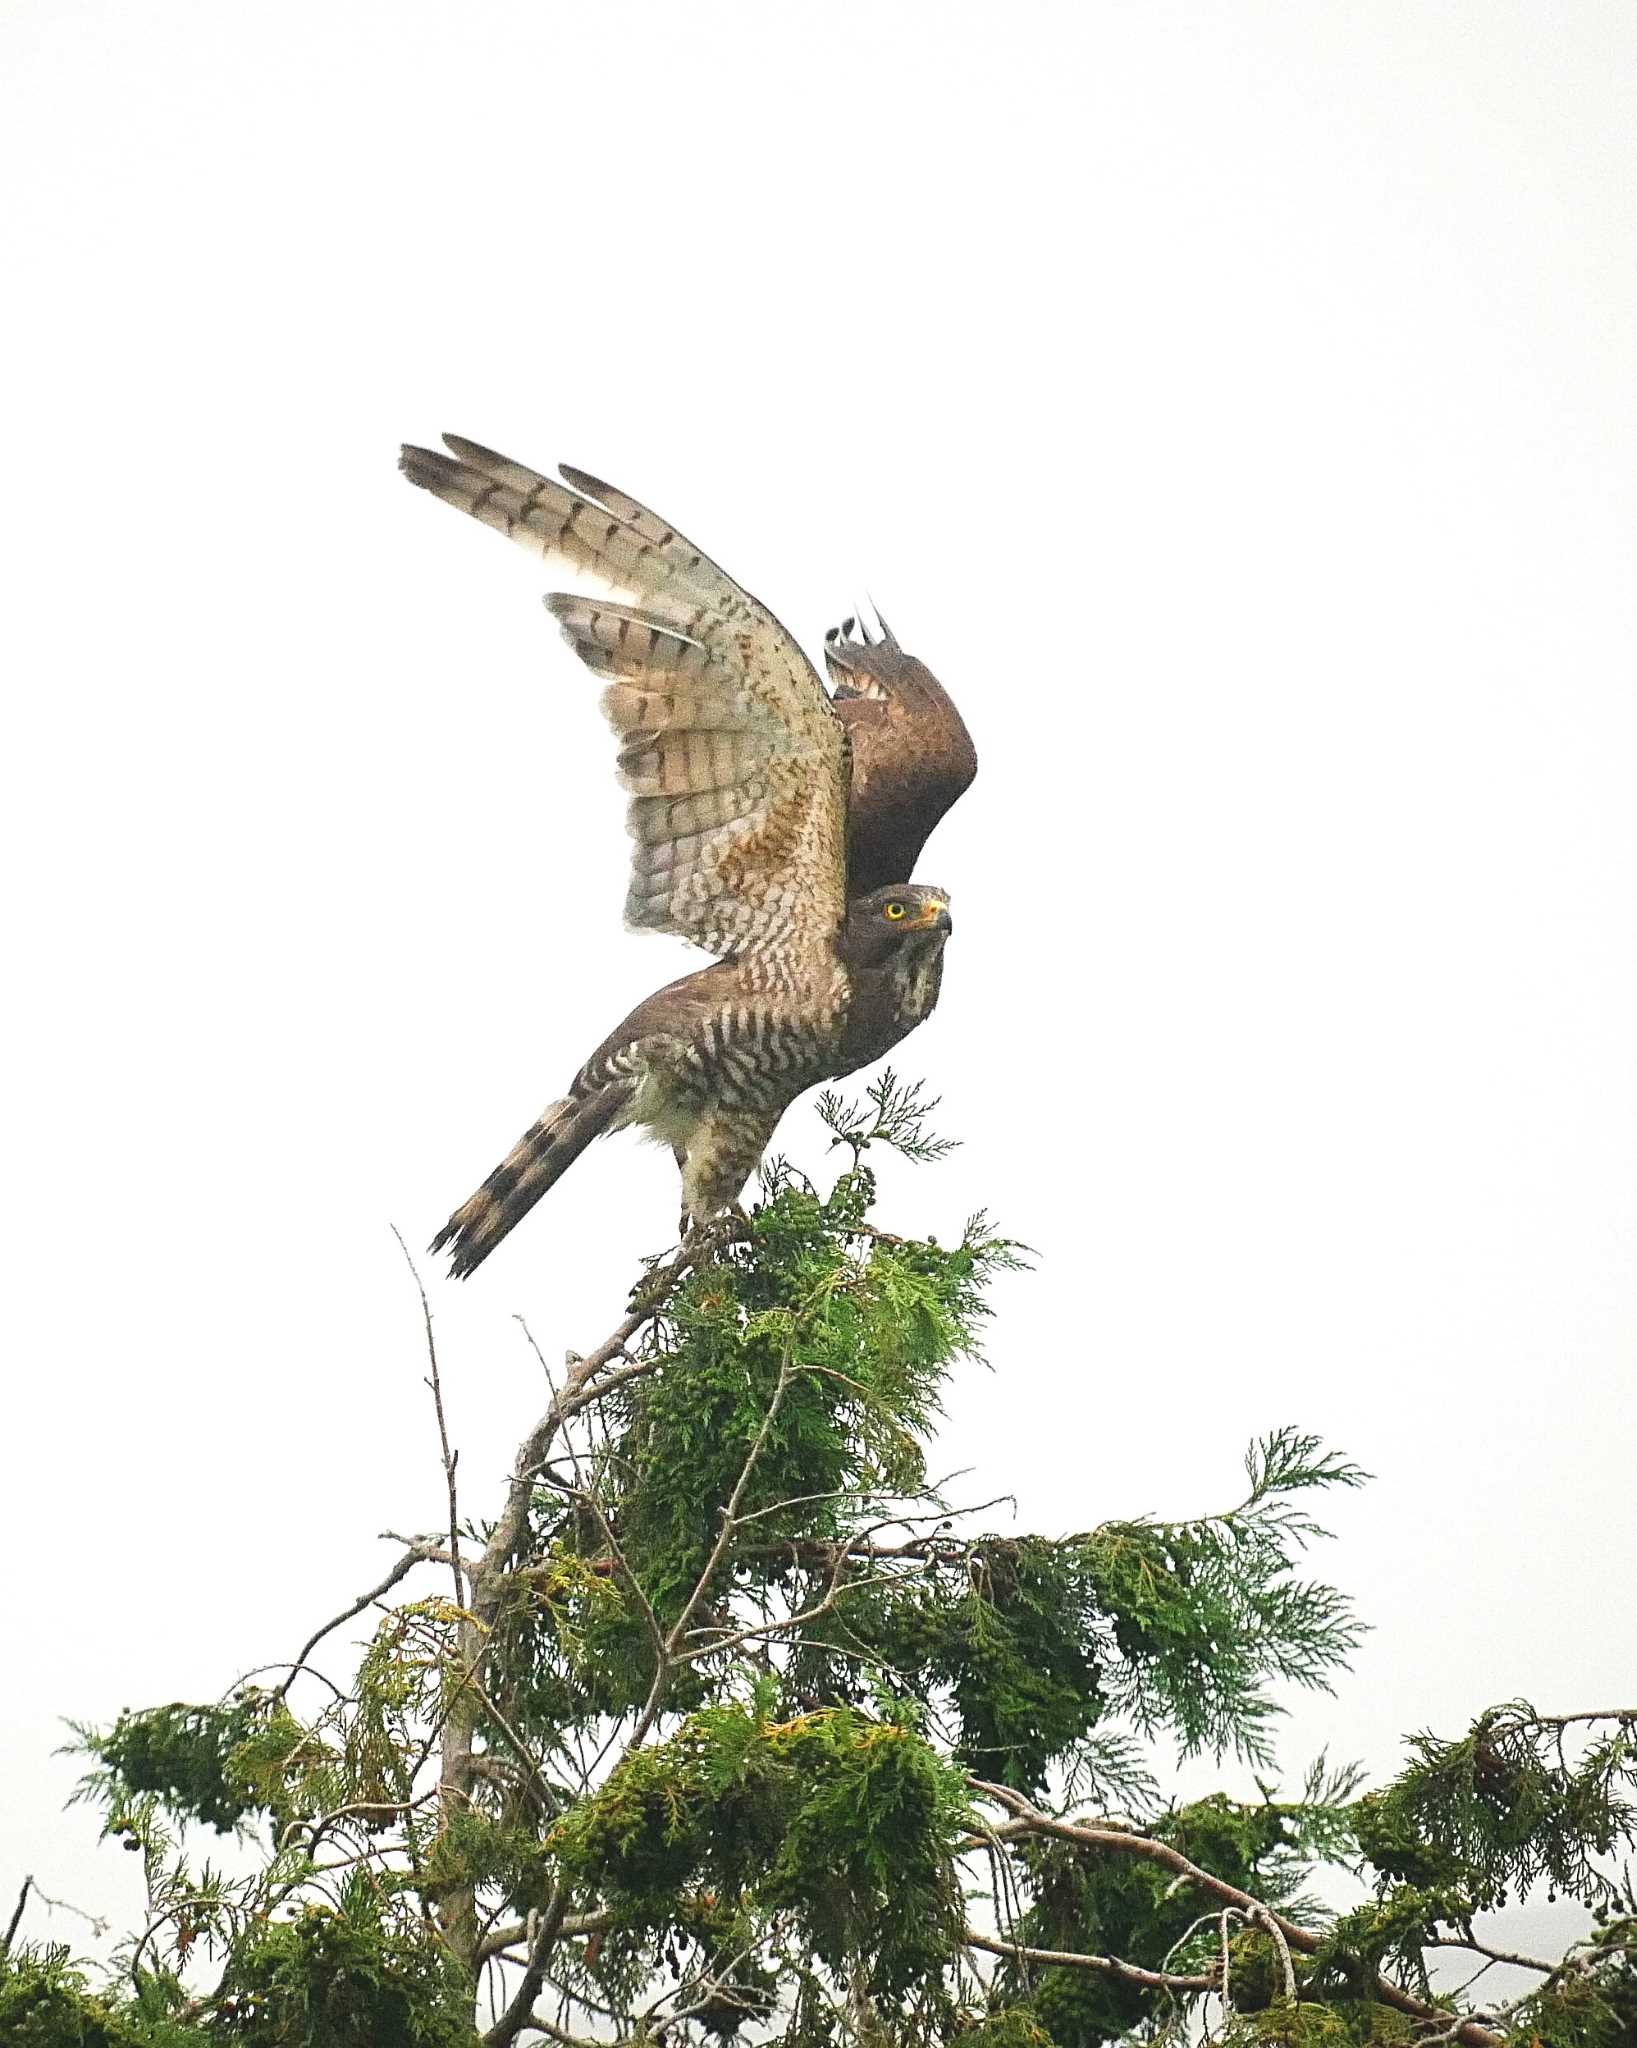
[223,1659,349,1705]
[1426,1933,1554,1975]
[963,1926,1213,1991]
[530,1458,666,1666]
[279,1792,438,1854]
[1252,1901,1298,2001]
[272,1549,428,1705]
[394,1225,467,1610]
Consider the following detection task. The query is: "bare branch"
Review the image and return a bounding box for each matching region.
[271,1548,429,1705]
[477,1908,613,1964]
[1251,1903,1297,2003]
[2,1877,30,1957]
[483,1891,571,2048]
[394,1225,467,1611]
[1509,1707,1637,1730]
[1426,1933,1555,1975]
[963,1925,1212,1992]
[517,2012,604,2048]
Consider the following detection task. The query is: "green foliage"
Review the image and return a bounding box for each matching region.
[1507,1885,1637,2048]
[1086,1432,1368,1770]
[489,1151,1018,1741]
[1215,2002,1416,2046]
[1356,1703,1636,1913]
[608,1178,965,1610]
[551,1692,967,2000]
[880,1537,1108,1791]
[34,1083,1622,2048]
[0,1944,196,2048]
[1000,1791,1332,2046]
[64,1696,304,1838]
[951,2011,1055,2048]
[212,1876,473,2046]
[817,1069,962,1166]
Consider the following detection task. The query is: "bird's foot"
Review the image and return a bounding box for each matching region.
[682,1204,753,1261]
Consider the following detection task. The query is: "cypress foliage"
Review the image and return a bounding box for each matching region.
[9,1079,1633,2047]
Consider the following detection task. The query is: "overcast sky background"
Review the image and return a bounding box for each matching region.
[4,0,1634,1977]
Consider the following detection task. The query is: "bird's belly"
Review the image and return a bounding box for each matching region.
[620,1017,837,1144]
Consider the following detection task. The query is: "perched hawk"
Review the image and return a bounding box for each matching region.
[400,438,977,1276]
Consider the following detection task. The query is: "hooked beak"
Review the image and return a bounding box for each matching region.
[909,900,953,935]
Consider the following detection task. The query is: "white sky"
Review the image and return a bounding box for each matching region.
[4,0,1634,1977]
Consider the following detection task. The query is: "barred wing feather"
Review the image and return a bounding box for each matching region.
[400,437,849,963]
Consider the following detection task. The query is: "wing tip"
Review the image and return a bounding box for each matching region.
[441,431,509,471]
[558,461,612,503]
[399,442,461,490]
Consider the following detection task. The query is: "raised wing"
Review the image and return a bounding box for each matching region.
[823,609,977,893]
[401,437,850,964]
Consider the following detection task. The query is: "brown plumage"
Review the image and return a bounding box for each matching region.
[401,438,974,1276]
[824,610,978,893]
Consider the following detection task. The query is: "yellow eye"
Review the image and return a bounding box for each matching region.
[884,901,907,920]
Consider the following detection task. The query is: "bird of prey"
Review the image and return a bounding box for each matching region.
[400,437,977,1276]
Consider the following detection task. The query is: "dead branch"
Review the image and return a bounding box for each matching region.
[271,1549,429,1705]
[2,1876,30,1957]
[394,1225,468,1611]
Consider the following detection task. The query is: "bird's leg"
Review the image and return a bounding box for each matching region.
[682,1204,752,1261]
[679,1114,776,1256]
[675,1148,692,1244]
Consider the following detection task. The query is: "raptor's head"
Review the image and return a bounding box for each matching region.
[841,883,953,970]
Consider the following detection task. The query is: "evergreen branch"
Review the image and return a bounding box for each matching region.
[965,1777,1506,2048]
[1358,1697,1637,1915]
[818,1069,959,1164]
[43,1094,1609,2048]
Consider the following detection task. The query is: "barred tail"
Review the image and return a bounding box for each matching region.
[430,1086,629,1279]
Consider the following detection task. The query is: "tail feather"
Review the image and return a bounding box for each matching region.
[431,1086,630,1279]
